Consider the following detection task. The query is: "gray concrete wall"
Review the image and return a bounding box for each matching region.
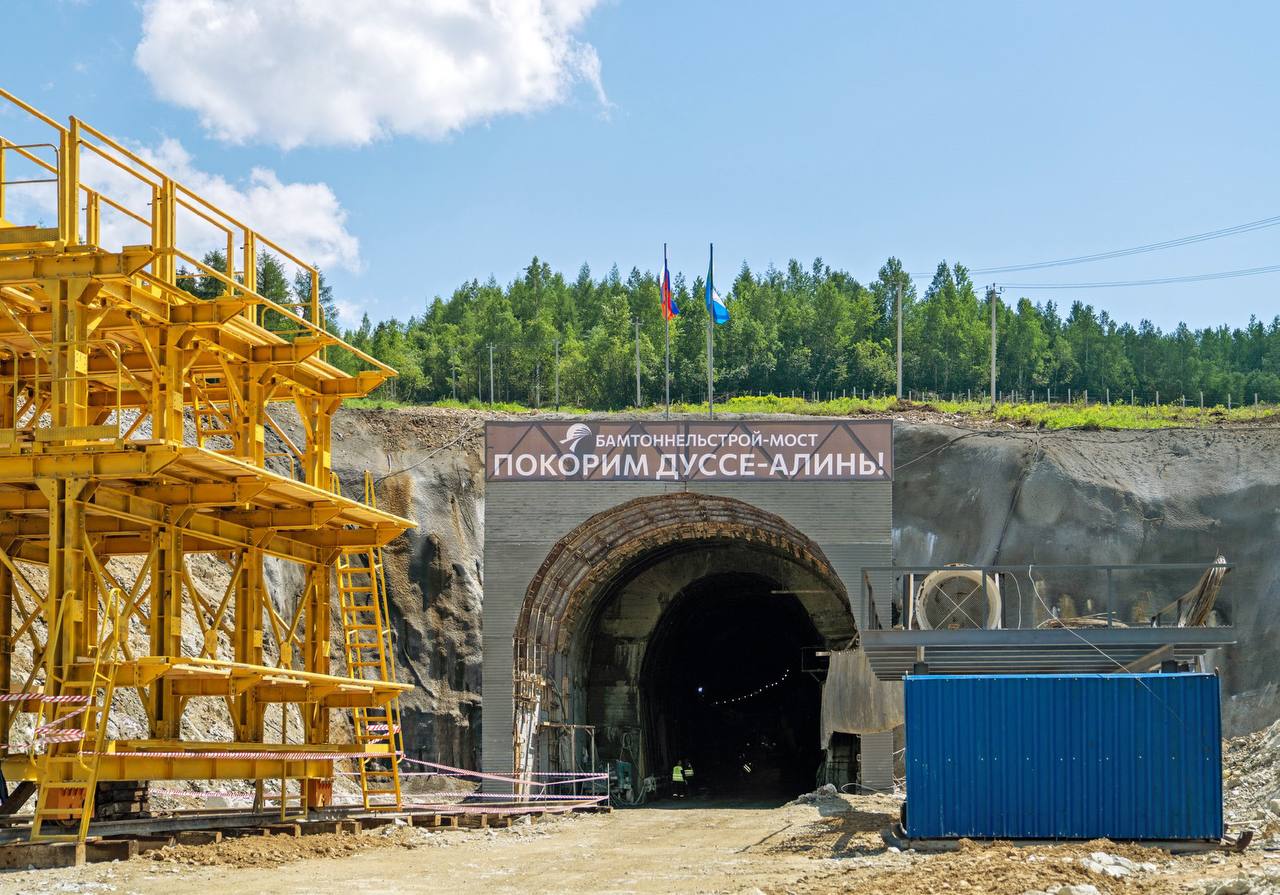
[482,480,894,787]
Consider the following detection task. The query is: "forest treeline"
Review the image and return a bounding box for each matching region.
[182,252,1280,409]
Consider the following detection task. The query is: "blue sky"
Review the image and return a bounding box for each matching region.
[4,1,1279,330]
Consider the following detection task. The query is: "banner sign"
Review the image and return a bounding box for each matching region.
[485,420,892,483]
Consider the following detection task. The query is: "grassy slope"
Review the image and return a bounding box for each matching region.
[346,394,1279,430]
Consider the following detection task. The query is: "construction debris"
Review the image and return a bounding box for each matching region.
[1225,717,1280,842]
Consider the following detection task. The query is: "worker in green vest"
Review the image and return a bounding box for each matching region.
[682,760,695,797]
[671,759,686,798]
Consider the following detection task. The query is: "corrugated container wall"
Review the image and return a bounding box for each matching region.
[904,673,1222,841]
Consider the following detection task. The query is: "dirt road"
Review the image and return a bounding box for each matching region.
[3,796,1276,895]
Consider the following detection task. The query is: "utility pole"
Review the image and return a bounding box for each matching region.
[987,285,999,407]
[634,318,642,408]
[895,282,903,400]
[488,344,494,407]
[554,339,560,411]
[706,243,715,419]
[450,363,457,401]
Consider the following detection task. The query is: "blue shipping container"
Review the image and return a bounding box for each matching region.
[904,673,1222,841]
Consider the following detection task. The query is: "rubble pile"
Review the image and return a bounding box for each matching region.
[1224,717,1280,839]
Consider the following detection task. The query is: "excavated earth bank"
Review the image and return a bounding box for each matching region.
[322,407,1280,767]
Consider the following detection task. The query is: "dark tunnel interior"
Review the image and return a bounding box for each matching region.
[641,572,825,802]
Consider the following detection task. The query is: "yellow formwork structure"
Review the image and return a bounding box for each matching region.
[0,89,414,841]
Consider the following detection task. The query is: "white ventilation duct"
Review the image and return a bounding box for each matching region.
[914,566,1002,630]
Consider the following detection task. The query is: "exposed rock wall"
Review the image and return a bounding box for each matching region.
[336,411,1280,765]
[894,423,1280,736]
[326,408,488,768]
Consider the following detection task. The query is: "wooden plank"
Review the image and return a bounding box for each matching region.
[173,830,221,845]
[118,835,176,854]
[1115,644,1177,673]
[85,838,138,863]
[355,816,402,830]
[264,823,300,838]
[297,820,359,835]
[0,781,36,816]
[0,841,85,869]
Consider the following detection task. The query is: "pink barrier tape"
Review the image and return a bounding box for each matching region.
[522,771,610,777]
[34,705,89,743]
[0,693,90,704]
[402,798,606,815]
[84,749,401,761]
[535,775,606,786]
[398,756,607,789]
[37,729,84,744]
[150,788,270,799]
[396,791,601,802]
[149,790,608,812]
[398,757,549,788]
[335,771,434,778]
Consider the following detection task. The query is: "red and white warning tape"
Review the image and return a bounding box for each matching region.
[0,693,91,704]
[36,729,85,744]
[397,757,607,789]
[34,705,89,743]
[88,748,398,761]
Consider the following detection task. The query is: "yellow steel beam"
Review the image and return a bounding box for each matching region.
[221,505,343,530]
[4,745,391,784]
[130,481,269,507]
[0,247,155,282]
[0,446,180,482]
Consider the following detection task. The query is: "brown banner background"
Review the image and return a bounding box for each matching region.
[485,419,892,482]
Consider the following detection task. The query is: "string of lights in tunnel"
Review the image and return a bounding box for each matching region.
[704,669,792,706]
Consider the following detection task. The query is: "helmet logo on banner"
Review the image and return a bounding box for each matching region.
[560,423,594,452]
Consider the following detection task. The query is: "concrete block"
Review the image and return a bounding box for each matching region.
[0,840,85,869]
[173,830,221,845]
[85,838,138,863]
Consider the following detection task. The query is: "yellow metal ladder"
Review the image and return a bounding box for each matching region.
[335,473,403,811]
[30,662,117,841]
[31,587,124,842]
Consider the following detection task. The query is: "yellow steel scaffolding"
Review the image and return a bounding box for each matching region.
[0,89,414,841]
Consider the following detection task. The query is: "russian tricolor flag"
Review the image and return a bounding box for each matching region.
[661,248,678,320]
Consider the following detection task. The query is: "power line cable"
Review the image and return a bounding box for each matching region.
[999,263,1280,290]
[972,214,1280,274]
[909,212,1280,278]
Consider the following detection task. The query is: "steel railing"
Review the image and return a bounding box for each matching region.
[0,88,393,377]
[859,561,1232,632]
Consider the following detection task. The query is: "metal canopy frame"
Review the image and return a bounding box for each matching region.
[0,89,413,841]
[858,563,1236,680]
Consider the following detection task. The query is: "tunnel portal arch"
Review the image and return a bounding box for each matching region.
[512,492,858,783]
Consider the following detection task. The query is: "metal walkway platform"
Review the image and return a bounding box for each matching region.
[861,625,1236,679]
[858,561,1236,679]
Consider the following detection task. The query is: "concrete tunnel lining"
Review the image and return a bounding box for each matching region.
[482,478,895,789]
[511,492,866,787]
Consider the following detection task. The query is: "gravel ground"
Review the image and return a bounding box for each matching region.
[3,794,1278,895]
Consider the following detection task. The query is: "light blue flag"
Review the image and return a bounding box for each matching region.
[705,245,729,324]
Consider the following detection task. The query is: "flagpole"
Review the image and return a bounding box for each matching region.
[664,244,671,420]
[707,242,714,419]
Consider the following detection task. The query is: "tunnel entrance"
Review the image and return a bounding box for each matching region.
[512,492,862,798]
[641,572,823,799]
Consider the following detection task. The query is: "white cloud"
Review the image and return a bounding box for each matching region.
[5,137,359,272]
[75,139,364,275]
[134,0,607,149]
[333,299,367,328]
